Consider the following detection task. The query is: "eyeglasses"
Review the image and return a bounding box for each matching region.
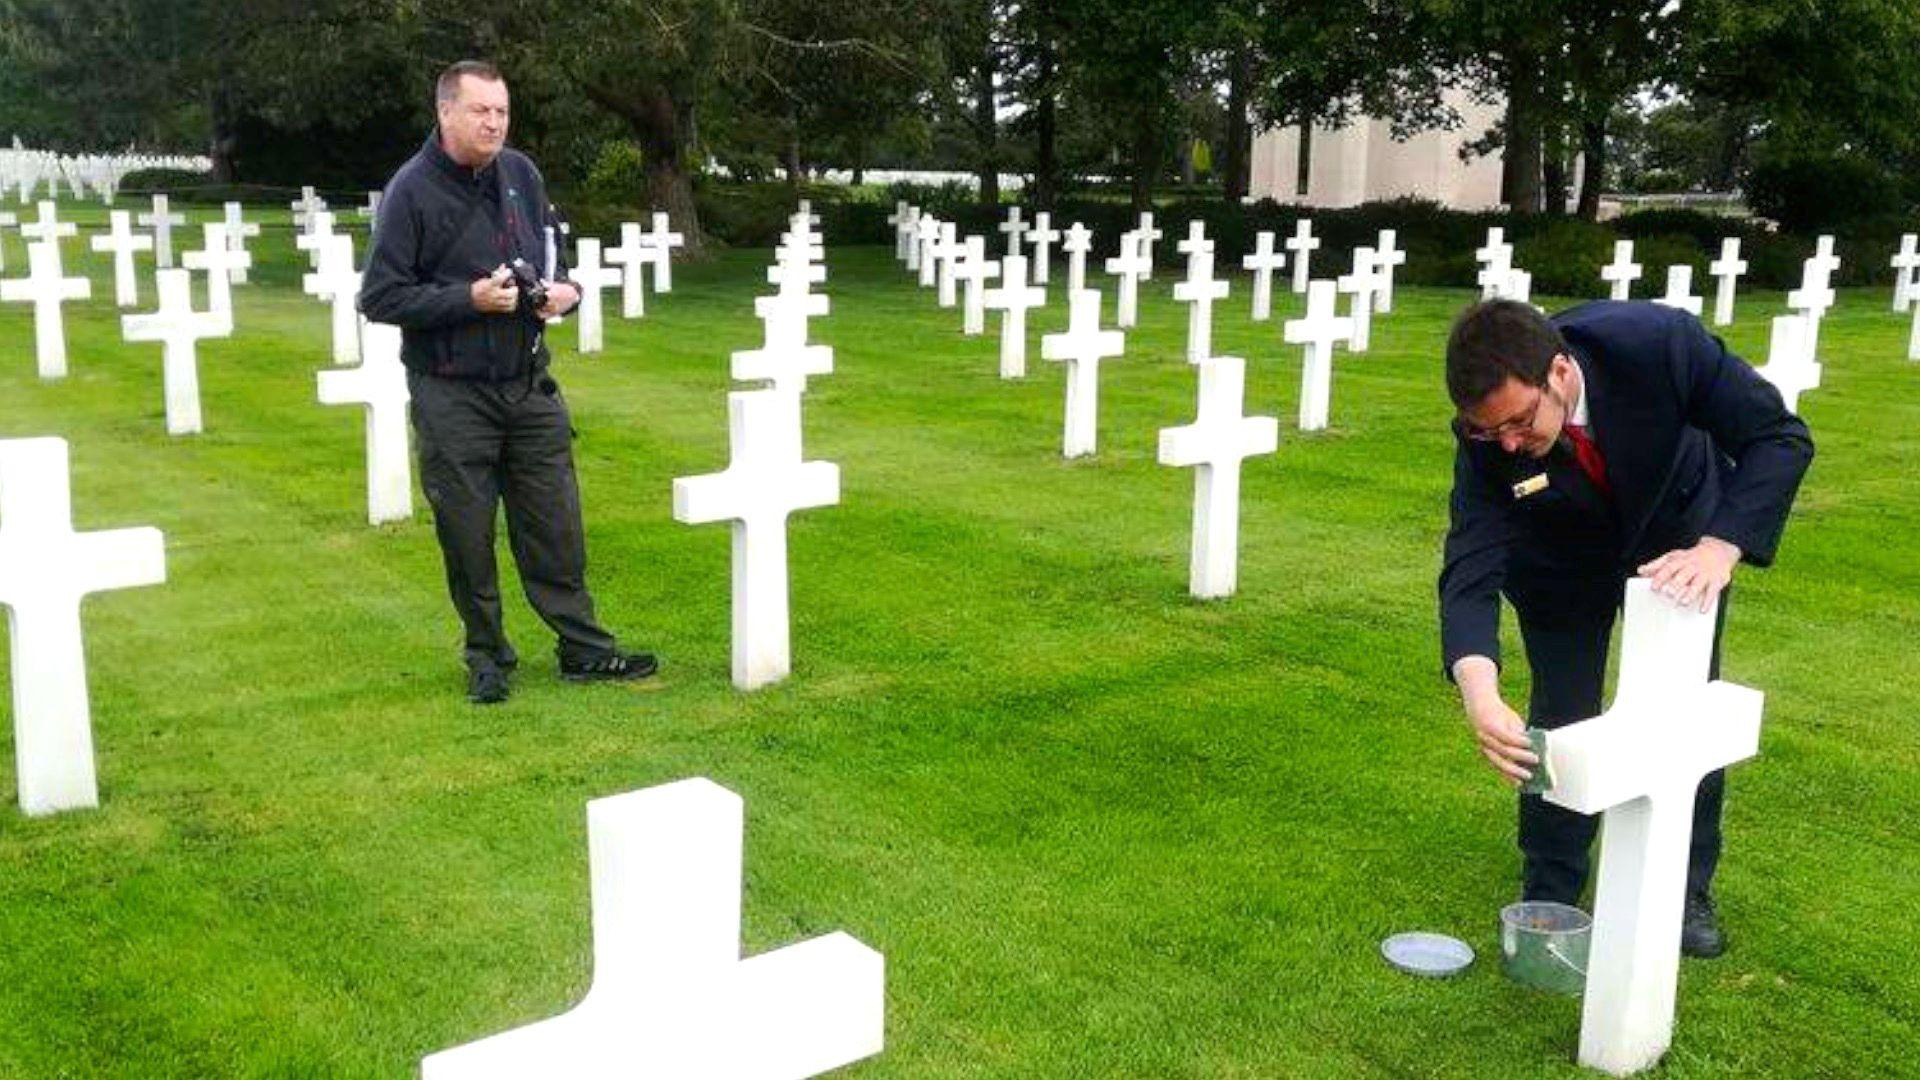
[1460,388,1545,443]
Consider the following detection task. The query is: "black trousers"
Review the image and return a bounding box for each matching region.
[1514,588,1730,906]
[408,370,617,672]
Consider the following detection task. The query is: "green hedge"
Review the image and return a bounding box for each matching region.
[551,181,1920,293]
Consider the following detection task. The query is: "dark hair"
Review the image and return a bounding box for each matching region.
[1445,300,1567,409]
[436,60,504,104]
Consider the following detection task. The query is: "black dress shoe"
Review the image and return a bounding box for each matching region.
[468,666,511,705]
[1681,891,1726,959]
[560,650,659,683]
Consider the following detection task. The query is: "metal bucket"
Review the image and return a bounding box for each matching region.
[1500,901,1591,995]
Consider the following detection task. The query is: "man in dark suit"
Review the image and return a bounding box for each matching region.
[1438,299,1813,957]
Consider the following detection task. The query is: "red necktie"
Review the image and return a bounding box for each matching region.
[1564,423,1611,497]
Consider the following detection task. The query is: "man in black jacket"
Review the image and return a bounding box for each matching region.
[360,60,655,704]
[1438,299,1813,957]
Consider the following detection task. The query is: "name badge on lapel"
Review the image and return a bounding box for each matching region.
[1512,473,1550,500]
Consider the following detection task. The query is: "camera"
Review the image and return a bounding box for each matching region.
[505,258,549,318]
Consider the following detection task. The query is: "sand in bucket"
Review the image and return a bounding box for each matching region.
[1500,901,1591,995]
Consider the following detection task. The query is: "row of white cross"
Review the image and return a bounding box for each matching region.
[0,143,211,205]
[672,201,839,693]
[891,201,1400,601]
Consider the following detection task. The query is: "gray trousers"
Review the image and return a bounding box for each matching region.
[408,370,617,671]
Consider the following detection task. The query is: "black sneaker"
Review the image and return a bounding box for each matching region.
[468,666,511,705]
[560,650,659,683]
[1681,891,1726,959]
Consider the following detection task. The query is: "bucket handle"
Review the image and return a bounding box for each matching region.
[1544,937,1587,979]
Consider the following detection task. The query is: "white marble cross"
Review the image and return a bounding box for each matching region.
[998,205,1028,258]
[1890,233,1918,313]
[1478,242,1516,301]
[1542,579,1763,1077]
[318,321,413,524]
[1707,239,1746,326]
[291,186,327,229]
[1040,289,1125,458]
[17,200,75,250]
[359,190,382,223]
[1756,314,1821,414]
[422,777,885,1079]
[221,202,260,284]
[570,237,617,353]
[1242,231,1285,322]
[1372,229,1407,314]
[1135,211,1164,280]
[1286,218,1319,294]
[0,437,166,817]
[136,193,186,268]
[1337,245,1381,352]
[1505,269,1535,305]
[122,268,231,435]
[182,223,248,321]
[1475,226,1512,280]
[1653,265,1703,317]
[672,389,839,691]
[1061,221,1094,294]
[1157,355,1277,599]
[767,244,827,300]
[1104,231,1150,329]
[936,222,962,308]
[304,232,363,366]
[914,215,942,286]
[733,292,832,395]
[1601,240,1642,301]
[1786,256,1836,365]
[642,211,685,292]
[956,236,1000,336]
[891,203,918,264]
[1027,211,1059,285]
[90,209,153,307]
[899,206,923,271]
[1285,279,1354,433]
[1812,234,1841,276]
[602,222,649,319]
[886,200,909,260]
[983,252,1046,379]
[1,238,91,379]
[296,209,338,273]
[1173,225,1228,363]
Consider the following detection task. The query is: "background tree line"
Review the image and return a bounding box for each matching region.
[3,0,1918,239]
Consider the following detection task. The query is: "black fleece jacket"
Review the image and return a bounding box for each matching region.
[358,131,576,382]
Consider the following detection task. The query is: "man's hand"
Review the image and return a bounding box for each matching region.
[471,266,519,314]
[1637,536,1741,613]
[1454,655,1537,788]
[537,280,580,320]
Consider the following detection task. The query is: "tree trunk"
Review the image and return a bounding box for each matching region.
[1033,35,1059,209]
[973,50,999,206]
[631,95,702,254]
[1577,115,1607,219]
[1543,119,1569,216]
[1222,42,1253,202]
[782,130,802,191]
[207,82,238,183]
[1501,46,1543,215]
[1129,108,1162,211]
[1295,110,1313,199]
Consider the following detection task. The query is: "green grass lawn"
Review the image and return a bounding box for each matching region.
[2,202,1917,1078]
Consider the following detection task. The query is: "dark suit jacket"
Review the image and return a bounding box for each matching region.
[1438,301,1815,676]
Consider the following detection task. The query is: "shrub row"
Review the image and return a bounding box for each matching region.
[118,169,1918,293]
[651,184,1917,293]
